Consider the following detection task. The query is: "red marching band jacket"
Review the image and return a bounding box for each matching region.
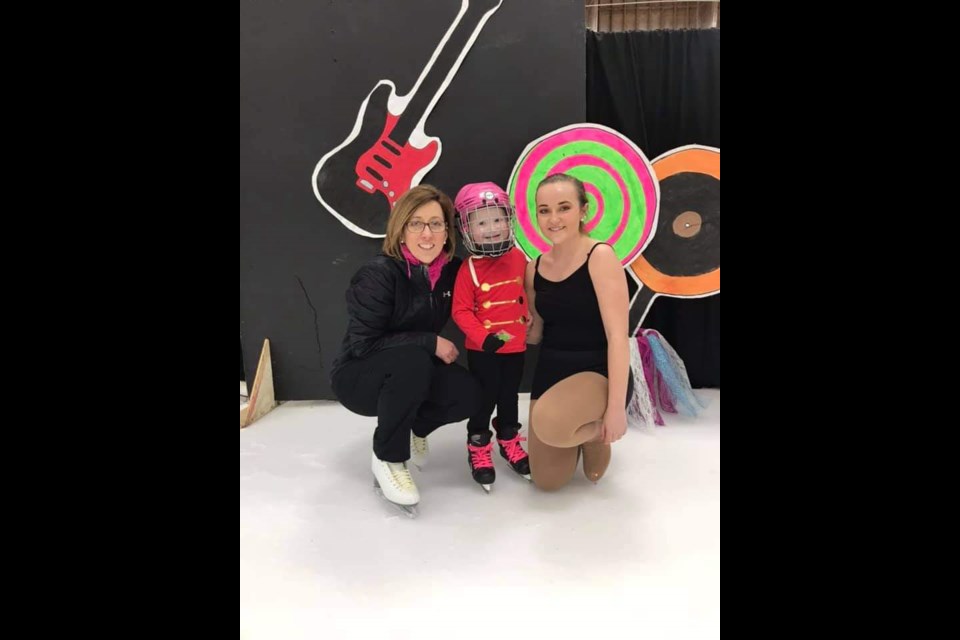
[452,247,529,354]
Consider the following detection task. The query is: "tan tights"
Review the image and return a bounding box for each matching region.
[527,372,612,491]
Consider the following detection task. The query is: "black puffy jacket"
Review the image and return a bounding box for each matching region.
[331,254,462,375]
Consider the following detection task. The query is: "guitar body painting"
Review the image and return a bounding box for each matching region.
[312,0,504,238]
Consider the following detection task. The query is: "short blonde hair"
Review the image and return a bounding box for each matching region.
[382,185,457,260]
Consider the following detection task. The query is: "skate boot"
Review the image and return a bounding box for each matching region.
[494,418,531,481]
[410,432,429,470]
[371,451,420,518]
[581,439,611,484]
[467,432,496,493]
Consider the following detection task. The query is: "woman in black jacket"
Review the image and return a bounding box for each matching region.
[331,185,479,516]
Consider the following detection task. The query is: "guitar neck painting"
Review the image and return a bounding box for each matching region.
[312,0,504,238]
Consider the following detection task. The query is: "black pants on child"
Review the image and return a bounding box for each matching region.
[466,350,525,437]
[332,346,480,462]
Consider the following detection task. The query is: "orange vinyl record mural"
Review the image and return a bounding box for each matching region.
[628,145,720,335]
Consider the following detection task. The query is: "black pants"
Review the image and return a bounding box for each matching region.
[466,350,525,437]
[332,346,480,462]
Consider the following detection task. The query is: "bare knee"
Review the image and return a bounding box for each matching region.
[530,453,576,491]
[535,422,596,449]
[535,431,565,449]
[532,472,574,491]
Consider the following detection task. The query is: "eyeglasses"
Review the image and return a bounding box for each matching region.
[406,220,447,233]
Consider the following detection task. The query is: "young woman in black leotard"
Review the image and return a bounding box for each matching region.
[524,174,632,491]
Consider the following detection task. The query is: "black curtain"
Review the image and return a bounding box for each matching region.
[587,29,720,388]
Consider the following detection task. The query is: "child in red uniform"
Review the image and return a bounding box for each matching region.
[452,182,531,491]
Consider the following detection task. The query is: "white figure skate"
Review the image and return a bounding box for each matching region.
[371,452,420,518]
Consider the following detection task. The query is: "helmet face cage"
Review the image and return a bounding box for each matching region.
[454,184,515,258]
[456,203,515,257]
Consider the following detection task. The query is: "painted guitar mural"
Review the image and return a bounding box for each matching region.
[312,0,504,238]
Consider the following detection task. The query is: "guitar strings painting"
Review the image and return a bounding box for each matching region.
[312,0,505,238]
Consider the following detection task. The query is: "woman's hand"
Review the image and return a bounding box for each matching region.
[435,336,460,364]
[600,409,627,444]
[526,315,542,344]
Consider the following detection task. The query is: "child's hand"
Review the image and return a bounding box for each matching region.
[482,334,507,353]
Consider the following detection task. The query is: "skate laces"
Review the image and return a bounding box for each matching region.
[467,442,494,468]
[412,435,429,456]
[387,461,416,491]
[498,434,528,463]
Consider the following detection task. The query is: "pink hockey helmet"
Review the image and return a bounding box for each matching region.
[453,182,515,257]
